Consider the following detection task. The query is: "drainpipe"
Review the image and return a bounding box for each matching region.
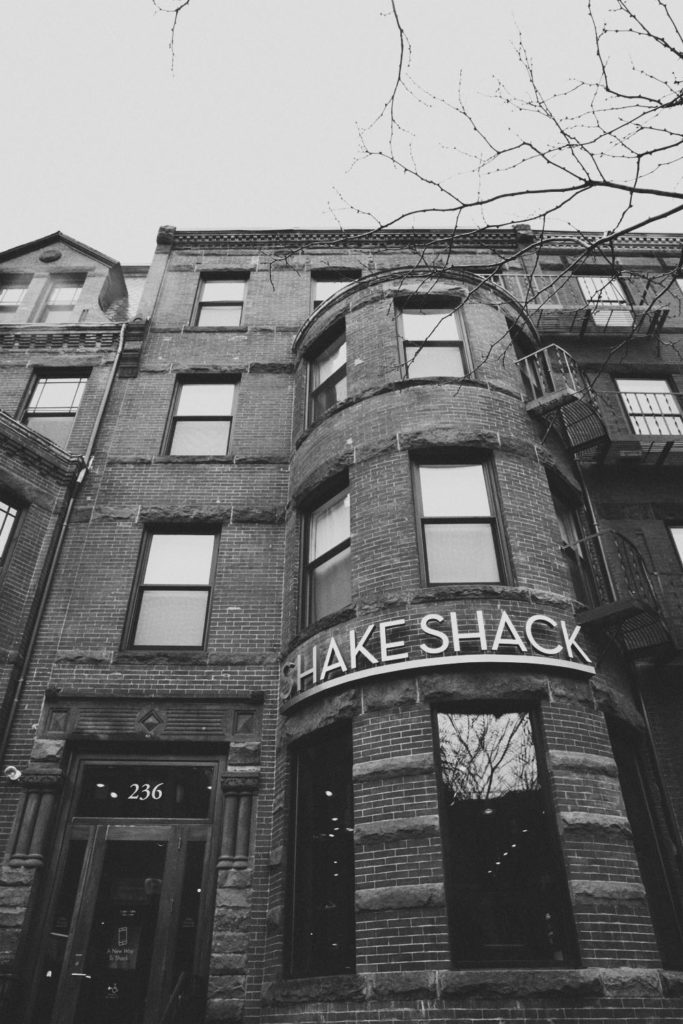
[0,322,128,764]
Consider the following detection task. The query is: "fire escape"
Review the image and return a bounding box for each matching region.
[516,341,673,659]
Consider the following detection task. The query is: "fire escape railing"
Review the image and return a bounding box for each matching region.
[516,344,609,459]
[528,303,668,338]
[563,530,671,655]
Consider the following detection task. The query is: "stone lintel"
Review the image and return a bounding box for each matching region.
[355,882,445,912]
[353,753,433,781]
[355,815,440,845]
[571,879,647,901]
[561,811,631,834]
[550,749,618,776]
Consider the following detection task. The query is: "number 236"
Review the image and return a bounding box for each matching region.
[128,783,164,801]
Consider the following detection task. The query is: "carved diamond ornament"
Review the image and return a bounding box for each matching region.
[138,708,164,734]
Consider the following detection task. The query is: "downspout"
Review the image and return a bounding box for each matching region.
[0,322,128,764]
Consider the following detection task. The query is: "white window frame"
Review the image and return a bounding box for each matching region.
[615,379,683,436]
[577,275,633,327]
[38,276,85,323]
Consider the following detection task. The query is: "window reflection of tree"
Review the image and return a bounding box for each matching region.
[436,709,573,965]
[439,711,538,803]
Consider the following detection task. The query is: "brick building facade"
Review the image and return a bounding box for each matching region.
[1,225,683,1023]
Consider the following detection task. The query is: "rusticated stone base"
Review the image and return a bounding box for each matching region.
[258,968,683,1024]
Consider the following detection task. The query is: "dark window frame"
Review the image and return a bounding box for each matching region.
[286,723,356,978]
[0,497,20,567]
[412,454,508,586]
[433,702,578,968]
[311,272,359,310]
[162,375,239,456]
[301,481,351,627]
[492,271,564,309]
[547,473,596,606]
[123,526,219,651]
[396,303,468,380]
[306,321,347,426]
[193,274,248,327]
[669,524,683,570]
[21,369,90,448]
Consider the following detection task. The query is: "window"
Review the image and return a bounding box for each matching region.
[128,530,217,648]
[415,462,502,584]
[550,490,593,605]
[194,277,246,326]
[493,272,563,309]
[312,275,357,309]
[307,324,346,424]
[576,275,632,327]
[288,725,355,977]
[616,379,683,436]
[166,379,236,455]
[304,488,351,623]
[669,526,683,568]
[39,276,84,323]
[399,307,465,378]
[435,707,575,965]
[23,373,88,448]
[0,500,19,564]
[0,274,30,313]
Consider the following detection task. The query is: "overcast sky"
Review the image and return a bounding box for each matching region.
[2,1,679,265]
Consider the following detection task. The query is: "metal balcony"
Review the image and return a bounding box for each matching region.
[528,303,668,338]
[565,530,672,657]
[516,345,609,459]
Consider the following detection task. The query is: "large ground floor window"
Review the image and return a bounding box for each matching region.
[435,707,576,966]
[287,725,355,977]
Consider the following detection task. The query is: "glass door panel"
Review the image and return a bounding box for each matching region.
[39,824,208,1024]
[35,840,87,1024]
[72,838,169,1024]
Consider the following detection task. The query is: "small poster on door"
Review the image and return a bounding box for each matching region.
[104,925,141,970]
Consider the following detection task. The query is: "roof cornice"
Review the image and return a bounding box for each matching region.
[164,225,683,255]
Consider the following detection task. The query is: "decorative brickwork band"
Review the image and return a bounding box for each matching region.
[218,770,260,870]
[9,771,63,868]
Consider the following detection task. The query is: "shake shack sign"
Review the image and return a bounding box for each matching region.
[281,608,595,708]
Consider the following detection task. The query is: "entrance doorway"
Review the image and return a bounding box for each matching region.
[31,761,219,1024]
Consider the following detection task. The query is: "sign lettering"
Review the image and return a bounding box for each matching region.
[281,607,594,707]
